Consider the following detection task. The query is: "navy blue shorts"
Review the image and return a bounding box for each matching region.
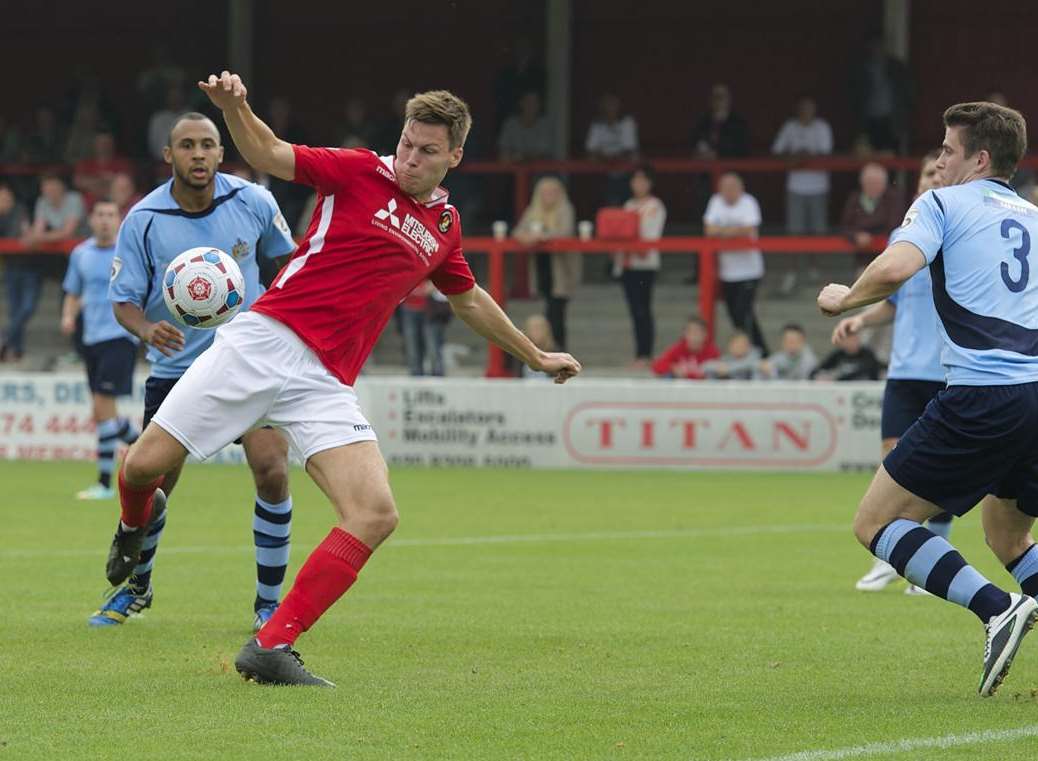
[83,338,137,397]
[884,382,1038,517]
[881,379,945,439]
[143,375,263,444]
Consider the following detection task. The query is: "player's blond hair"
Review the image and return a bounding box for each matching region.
[405,90,472,149]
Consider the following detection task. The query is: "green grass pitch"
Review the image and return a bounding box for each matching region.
[3,461,1038,760]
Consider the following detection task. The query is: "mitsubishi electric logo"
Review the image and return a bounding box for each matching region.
[374,198,400,228]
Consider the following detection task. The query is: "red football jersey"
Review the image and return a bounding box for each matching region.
[252,146,475,385]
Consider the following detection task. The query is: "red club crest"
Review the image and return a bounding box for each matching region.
[187,276,213,301]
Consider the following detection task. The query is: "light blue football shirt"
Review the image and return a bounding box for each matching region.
[886,255,944,382]
[62,237,138,346]
[108,173,295,379]
[890,177,1038,385]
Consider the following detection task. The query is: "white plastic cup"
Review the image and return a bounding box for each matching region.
[492,220,508,240]
[578,220,593,241]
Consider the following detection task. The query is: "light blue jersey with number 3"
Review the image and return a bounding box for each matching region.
[889,177,1038,385]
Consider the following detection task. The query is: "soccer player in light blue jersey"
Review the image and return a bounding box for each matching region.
[832,150,955,594]
[60,200,141,500]
[89,112,298,629]
[818,102,1038,696]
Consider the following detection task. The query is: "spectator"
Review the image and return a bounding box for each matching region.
[135,44,186,113]
[520,314,556,380]
[493,36,546,132]
[772,95,834,292]
[375,89,411,155]
[840,162,902,268]
[704,172,768,354]
[341,97,379,149]
[26,173,86,244]
[614,165,665,366]
[691,84,750,159]
[74,132,133,204]
[760,324,818,380]
[586,93,639,161]
[812,330,882,381]
[514,176,579,350]
[147,86,187,160]
[498,91,553,161]
[109,172,142,217]
[63,100,101,164]
[23,106,64,164]
[849,37,912,153]
[266,97,310,232]
[0,115,22,163]
[0,183,31,361]
[399,281,450,377]
[652,316,720,380]
[704,331,762,380]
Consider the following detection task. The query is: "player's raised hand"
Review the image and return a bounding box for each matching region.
[198,70,248,111]
[832,314,863,344]
[534,352,583,384]
[818,284,850,317]
[142,320,186,357]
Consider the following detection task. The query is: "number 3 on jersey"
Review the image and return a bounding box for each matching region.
[1000,218,1030,292]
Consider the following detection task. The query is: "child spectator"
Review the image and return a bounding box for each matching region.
[812,331,882,381]
[704,331,762,380]
[760,323,818,380]
[652,317,720,380]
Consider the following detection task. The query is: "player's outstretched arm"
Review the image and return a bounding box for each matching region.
[818,241,926,317]
[831,300,896,343]
[198,71,295,181]
[447,286,582,384]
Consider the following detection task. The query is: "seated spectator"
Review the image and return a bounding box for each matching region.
[704,332,762,380]
[147,86,187,160]
[25,174,86,246]
[520,315,556,380]
[109,172,142,217]
[586,93,638,205]
[514,176,579,350]
[614,165,665,366]
[498,91,553,161]
[812,331,881,381]
[691,83,749,159]
[0,182,31,361]
[840,162,902,268]
[760,323,817,380]
[652,317,720,380]
[74,132,133,204]
[704,172,768,354]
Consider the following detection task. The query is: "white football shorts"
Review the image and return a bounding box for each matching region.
[152,311,377,462]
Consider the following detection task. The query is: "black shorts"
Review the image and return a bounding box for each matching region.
[83,338,137,397]
[884,382,1038,517]
[143,375,264,444]
[880,379,945,440]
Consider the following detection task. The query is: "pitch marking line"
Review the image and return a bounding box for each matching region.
[0,522,847,559]
[727,724,1038,761]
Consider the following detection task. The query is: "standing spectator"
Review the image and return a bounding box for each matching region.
[147,86,187,160]
[760,324,818,380]
[109,172,142,218]
[840,162,902,269]
[614,165,665,366]
[493,36,546,132]
[849,37,912,153]
[586,93,639,205]
[811,331,881,381]
[63,101,102,164]
[74,132,133,204]
[498,91,554,161]
[265,96,310,232]
[0,182,30,361]
[772,95,834,293]
[135,44,186,113]
[691,84,750,159]
[704,331,762,380]
[652,317,720,380]
[399,281,450,376]
[704,172,768,354]
[23,106,64,164]
[514,176,578,350]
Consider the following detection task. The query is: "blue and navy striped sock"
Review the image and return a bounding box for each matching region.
[116,416,140,445]
[1007,544,1038,598]
[926,512,953,541]
[128,504,167,594]
[96,418,120,489]
[871,518,1010,622]
[254,495,292,611]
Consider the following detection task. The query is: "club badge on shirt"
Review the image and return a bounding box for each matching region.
[438,210,452,234]
[110,256,123,281]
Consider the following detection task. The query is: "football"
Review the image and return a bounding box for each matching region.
[161,247,246,329]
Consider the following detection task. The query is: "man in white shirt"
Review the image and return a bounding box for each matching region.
[703,173,767,353]
[772,96,833,292]
[586,93,639,206]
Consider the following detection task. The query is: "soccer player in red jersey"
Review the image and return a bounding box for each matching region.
[107,71,582,686]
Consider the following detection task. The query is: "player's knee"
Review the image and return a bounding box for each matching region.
[123,443,165,485]
[251,458,290,501]
[359,494,399,542]
[852,508,881,549]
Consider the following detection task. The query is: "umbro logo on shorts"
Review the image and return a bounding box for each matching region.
[353,424,372,431]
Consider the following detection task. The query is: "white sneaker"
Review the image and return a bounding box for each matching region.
[979,594,1038,697]
[76,483,115,500]
[855,559,899,591]
[905,584,932,596]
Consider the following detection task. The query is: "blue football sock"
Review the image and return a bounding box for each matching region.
[128,504,167,594]
[1007,544,1038,598]
[116,416,140,445]
[925,512,953,541]
[253,495,292,610]
[96,418,121,489]
[871,518,1010,622]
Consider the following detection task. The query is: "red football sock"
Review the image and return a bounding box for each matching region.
[117,468,164,528]
[256,528,372,649]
